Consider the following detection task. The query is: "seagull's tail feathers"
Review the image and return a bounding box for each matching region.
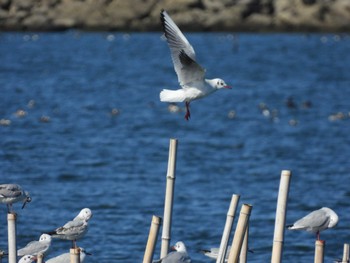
[160,89,186,103]
[287,224,305,230]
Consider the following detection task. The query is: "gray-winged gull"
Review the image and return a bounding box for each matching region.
[47,208,92,248]
[159,10,231,120]
[287,207,338,240]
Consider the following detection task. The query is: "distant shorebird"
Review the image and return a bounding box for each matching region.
[287,207,338,240]
[18,255,36,263]
[159,10,231,120]
[0,184,31,213]
[46,247,91,263]
[46,208,92,248]
[153,241,191,263]
[18,234,52,257]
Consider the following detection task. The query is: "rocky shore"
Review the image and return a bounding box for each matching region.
[0,0,349,32]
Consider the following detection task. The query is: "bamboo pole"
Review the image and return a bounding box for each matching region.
[314,240,324,263]
[227,204,253,263]
[271,170,292,263]
[160,138,178,258]
[143,215,162,263]
[342,243,349,263]
[7,213,17,263]
[239,225,249,263]
[216,194,240,263]
[37,253,44,263]
[70,247,80,263]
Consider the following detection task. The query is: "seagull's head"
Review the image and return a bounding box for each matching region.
[39,233,52,242]
[323,207,339,228]
[212,78,231,90]
[77,208,93,221]
[171,241,187,253]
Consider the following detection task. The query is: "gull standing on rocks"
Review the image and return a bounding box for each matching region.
[159,10,231,120]
[153,241,191,263]
[46,247,91,263]
[18,234,52,257]
[0,184,31,213]
[18,255,36,263]
[287,207,338,240]
[47,208,92,248]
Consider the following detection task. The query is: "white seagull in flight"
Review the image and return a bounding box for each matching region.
[160,10,231,120]
[287,207,338,240]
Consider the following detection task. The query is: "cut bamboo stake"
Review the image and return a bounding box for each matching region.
[37,253,44,263]
[342,243,349,263]
[239,225,249,263]
[216,194,240,263]
[160,138,178,258]
[143,215,162,263]
[227,204,253,263]
[314,240,325,263]
[7,213,17,263]
[271,170,292,263]
[70,247,80,263]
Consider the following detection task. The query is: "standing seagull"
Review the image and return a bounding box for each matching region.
[287,207,338,240]
[153,241,191,263]
[47,208,92,248]
[18,234,52,257]
[160,10,231,120]
[0,184,31,213]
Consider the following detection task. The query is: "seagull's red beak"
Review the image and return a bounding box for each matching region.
[170,246,176,251]
[224,85,232,89]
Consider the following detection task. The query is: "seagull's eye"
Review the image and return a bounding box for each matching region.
[221,82,224,85]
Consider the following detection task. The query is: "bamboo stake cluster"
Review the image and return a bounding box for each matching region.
[3,207,86,263]
[142,141,345,262]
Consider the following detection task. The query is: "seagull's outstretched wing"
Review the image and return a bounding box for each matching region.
[160,10,205,86]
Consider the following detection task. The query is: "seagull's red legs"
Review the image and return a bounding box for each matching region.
[185,102,191,120]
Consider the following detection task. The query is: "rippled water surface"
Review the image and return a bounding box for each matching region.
[0,32,350,262]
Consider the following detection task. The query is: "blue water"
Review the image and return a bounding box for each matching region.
[0,32,350,262]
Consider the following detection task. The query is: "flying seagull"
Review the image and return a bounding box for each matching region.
[160,10,231,120]
[287,207,338,240]
[153,241,191,263]
[47,208,92,248]
[0,184,31,213]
